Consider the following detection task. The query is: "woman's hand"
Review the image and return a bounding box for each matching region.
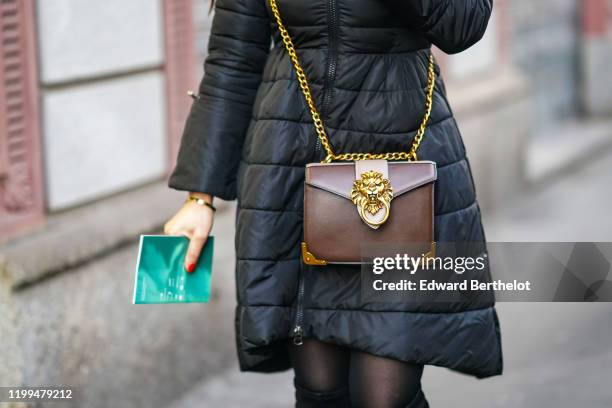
[164,192,214,273]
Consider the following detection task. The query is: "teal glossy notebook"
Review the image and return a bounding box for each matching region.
[132,235,214,304]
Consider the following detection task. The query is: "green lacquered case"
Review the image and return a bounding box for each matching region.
[132,235,214,304]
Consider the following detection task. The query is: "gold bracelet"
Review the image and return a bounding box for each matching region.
[185,196,216,212]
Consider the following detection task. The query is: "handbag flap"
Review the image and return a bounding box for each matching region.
[305,161,436,199]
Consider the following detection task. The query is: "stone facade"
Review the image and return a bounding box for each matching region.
[0,0,195,239]
[36,0,164,83]
[42,72,167,209]
[581,0,612,116]
[37,1,167,210]
[506,0,580,128]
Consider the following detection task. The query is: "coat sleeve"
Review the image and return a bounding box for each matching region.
[168,0,271,200]
[397,0,493,54]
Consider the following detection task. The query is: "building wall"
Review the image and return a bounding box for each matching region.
[507,0,580,128]
[0,0,195,241]
[443,0,612,210]
[0,0,45,241]
[582,0,612,116]
[0,2,201,405]
[36,0,168,210]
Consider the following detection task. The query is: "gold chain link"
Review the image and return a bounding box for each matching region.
[268,0,436,163]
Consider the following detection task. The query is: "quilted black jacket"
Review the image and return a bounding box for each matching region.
[169,0,502,377]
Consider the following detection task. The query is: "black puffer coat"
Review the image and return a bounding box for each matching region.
[169,0,502,378]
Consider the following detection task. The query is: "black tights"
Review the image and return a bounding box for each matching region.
[288,338,428,408]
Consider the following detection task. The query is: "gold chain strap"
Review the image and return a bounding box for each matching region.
[269,0,436,163]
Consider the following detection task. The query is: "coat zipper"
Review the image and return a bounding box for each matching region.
[293,1,339,346]
[292,271,306,345]
[293,0,339,346]
[314,0,339,158]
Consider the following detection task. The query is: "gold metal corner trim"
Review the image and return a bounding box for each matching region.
[301,242,327,266]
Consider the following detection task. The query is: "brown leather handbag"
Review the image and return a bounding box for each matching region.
[269,0,437,265]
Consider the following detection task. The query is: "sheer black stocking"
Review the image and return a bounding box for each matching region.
[288,338,351,407]
[349,349,424,408]
[288,338,427,408]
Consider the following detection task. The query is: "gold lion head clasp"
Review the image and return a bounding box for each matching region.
[350,170,394,229]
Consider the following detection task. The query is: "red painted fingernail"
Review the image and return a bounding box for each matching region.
[186,263,196,273]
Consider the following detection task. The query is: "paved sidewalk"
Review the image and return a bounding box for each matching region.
[168,367,294,408]
[170,149,612,408]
